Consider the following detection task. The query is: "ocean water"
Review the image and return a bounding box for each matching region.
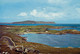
[21,33,80,48]
[49,27,80,31]
[0,24,80,27]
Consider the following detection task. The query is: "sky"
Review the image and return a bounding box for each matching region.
[0,0,80,24]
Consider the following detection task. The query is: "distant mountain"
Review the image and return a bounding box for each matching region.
[12,21,55,24]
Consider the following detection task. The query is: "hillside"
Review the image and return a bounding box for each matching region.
[0,25,80,54]
[12,20,55,24]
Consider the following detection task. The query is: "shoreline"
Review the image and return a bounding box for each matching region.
[18,31,80,35]
[20,32,80,48]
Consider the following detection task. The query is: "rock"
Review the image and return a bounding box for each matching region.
[68,47,73,48]
[55,33,62,35]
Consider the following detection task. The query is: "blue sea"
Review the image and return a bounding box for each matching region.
[21,33,80,48]
[1,24,80,27]
[1,24,80,31]
[1,24,80,48]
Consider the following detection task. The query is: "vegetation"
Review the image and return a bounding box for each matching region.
[0,25,80,54]
[2,25,80,35]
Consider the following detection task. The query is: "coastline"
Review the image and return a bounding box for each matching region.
[18,30,80,35]
[0,25,80,54]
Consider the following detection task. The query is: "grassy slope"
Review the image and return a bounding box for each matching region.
[1,32,80,54]
[0,25,80,54]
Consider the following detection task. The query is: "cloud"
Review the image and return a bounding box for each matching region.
[17,12,27,16]
[49,12,64,17]
[76,8,80,13]
[30,9,64,19]
[30,9,50,18]
[30,9,37,16]
[48,0,70,4]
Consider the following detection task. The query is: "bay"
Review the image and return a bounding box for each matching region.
[21,33,80,48]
